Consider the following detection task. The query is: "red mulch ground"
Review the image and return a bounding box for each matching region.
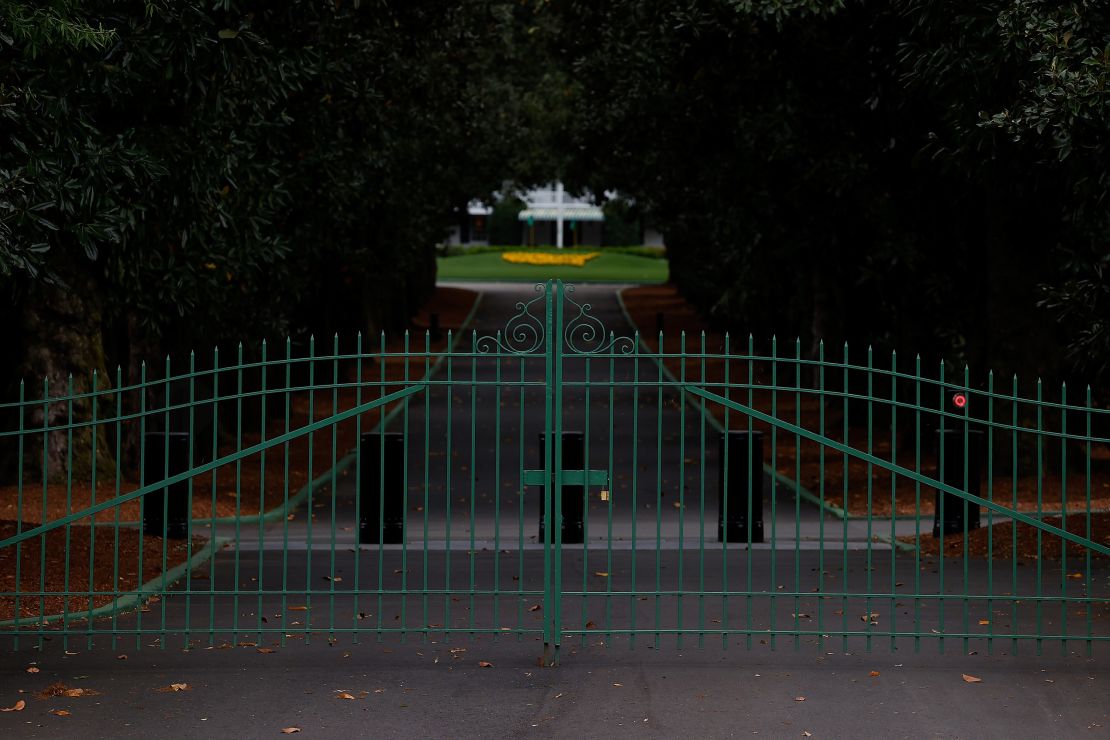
[902,512,1110,562]
[0,521,206,623]
[622,284,1110,518]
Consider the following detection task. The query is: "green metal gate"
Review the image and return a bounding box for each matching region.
[1,280,1108,660]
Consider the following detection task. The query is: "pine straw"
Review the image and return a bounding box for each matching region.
[902,512,1110,562]
[0,520,206,623]
[622,284,1110,519]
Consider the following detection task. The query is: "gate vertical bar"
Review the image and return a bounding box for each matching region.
[542,279,556,664]
[552,280,566,662]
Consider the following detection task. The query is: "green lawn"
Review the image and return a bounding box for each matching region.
[436,248,669,283]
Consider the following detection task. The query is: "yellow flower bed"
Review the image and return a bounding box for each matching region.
[501,251,600,267]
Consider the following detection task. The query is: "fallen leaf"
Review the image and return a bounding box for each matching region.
[323,576,342,582]
[961,674,982,683]
[25,666,39,674]
[792,613,811,619]
[869,671,880,677]
[282,729,301,734]
[50,709,70,717]
[62,688,89,698]
[794,696,806,702]
[0,700,25,712]
[803,732,812,738]
[528,604,541,612]
[257,648,276,654]
[613,683,623,687]
[1068,573,1083,579]
[594,571,609,578]
[117,655,128,660]
[585,620,597,629]
[978,620,990,626]
[157,683,191,693]
[478,661,493,668]
[288,606,309,611]
[39,683,74,699]
[336,692,355,700]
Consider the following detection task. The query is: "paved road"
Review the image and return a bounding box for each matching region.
[2,282,1107,738]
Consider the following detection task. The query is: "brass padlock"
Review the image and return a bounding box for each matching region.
[600,490,610,502]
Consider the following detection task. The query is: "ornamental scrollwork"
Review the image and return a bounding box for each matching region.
[562,284,636,355]
[476,283,548,355]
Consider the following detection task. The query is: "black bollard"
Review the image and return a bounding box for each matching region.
[718,430,764,543]
[537,432,585,544]
[359,432,405,544]
[933,428,983,537]
[143,431,192,539]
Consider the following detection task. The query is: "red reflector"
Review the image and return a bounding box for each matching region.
[952,393,968,409]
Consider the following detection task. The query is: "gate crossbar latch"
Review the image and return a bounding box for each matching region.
[523,469,608,487]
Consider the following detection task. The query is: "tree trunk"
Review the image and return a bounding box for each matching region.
[18,271,116,484]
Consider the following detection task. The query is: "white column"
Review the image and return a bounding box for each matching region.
[555,181,564,249]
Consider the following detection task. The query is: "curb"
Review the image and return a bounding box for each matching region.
[614,287,863,531]
[0,534,229,630]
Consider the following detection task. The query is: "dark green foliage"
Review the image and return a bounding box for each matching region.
[545,0,1109,392]
[1,1,544,380]
[488,196,526,246]
[601,197,641,247]
[1,0,1107,399]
